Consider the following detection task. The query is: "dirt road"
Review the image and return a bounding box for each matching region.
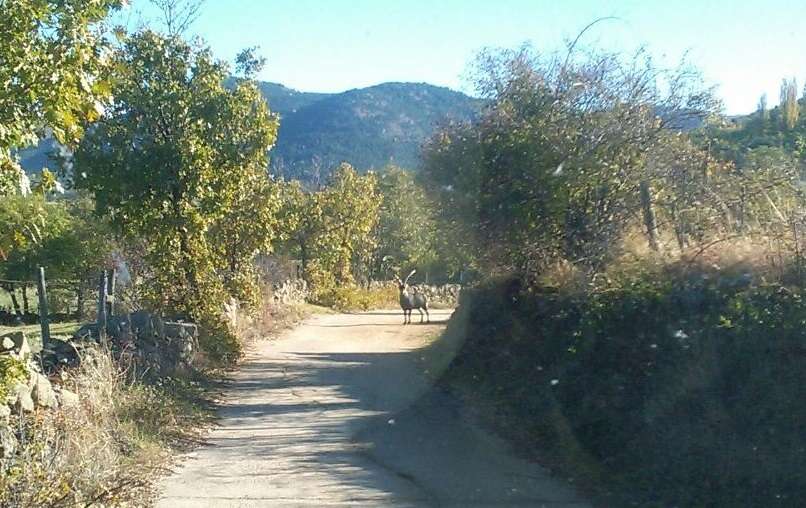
[156,310,589,507]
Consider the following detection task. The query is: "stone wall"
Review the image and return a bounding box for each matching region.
[71,311,199,377]
[1,332,74,459]
[270,279,309,305]
[369,280,462,307]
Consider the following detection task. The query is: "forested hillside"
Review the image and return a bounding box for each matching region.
[18,80,480,183]
[269,82,480,180]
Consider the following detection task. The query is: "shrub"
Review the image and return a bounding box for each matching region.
[0,355,27,400]
[443,269,806,506]
[314,285,398,311]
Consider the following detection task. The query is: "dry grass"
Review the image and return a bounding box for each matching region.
[0,348,215,507]
[0,293,328,507]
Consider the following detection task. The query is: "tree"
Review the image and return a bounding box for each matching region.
[422,45,721,277]
[149,0,206,37]
[780,77,799,129]
[758,93,769,123]
[72,30,279,325]
[279,164,381,291]
[0,0,121,195]
[371,166,440,281]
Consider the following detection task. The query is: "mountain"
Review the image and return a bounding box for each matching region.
[255,81,333,117]
[17,81,481,182]
[267,82,481,179]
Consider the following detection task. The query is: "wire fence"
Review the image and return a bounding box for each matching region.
[0,272,110,329]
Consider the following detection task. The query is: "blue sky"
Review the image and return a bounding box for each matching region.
[124,0,806,114]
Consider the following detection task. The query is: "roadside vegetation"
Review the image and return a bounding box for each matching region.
[0,1,456,505]
[5,1,801,506]
[422,43,806,506]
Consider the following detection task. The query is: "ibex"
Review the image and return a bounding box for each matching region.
[395,269,429,324]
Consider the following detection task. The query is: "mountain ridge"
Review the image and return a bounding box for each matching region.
[18,80,480,182]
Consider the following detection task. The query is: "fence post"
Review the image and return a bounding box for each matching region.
[97,270,108,346]
[106,268,116,317]
[76,283,85,321]
[36,267,50,350]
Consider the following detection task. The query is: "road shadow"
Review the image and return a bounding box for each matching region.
[167,309,587,507]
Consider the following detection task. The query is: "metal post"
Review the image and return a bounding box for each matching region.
[36,267,50,350]
[97,270,108,345]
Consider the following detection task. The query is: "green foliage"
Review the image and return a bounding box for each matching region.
[422,45,721,276]
[73,31,280,354]
[446,271,806,506]
[0,354,28,401]
[371,166,437,276]
[313,285,398,311]
[279,163,381,294]
[0,196,111,283]
[0,0,121,193]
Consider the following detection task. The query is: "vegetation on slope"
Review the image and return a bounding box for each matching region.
[444,252,806,506]
[423,44,806,507]
[271,82,480,180]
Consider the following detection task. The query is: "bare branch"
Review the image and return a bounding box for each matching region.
[149,0,206,37]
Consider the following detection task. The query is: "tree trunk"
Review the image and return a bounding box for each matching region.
[639,180,660,252]
[21,285,29,314]
[76,285,85,321]
[299,240,308,280]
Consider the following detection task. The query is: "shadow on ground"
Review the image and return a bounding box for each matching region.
[157,310,588,507]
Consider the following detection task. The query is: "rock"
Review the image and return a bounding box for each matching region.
[30,373,57,408]
[1,336,14,351]
[59,388,79,408]
[164,322,198,340]
[0,404,10,421]
[40,339,81,372]
[0,424,16,458]
[73,323,99,341]
[5,382,28,407]
[0,332,30,358]
[15,389,33,413]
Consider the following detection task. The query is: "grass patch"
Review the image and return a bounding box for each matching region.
[0,322,81,352]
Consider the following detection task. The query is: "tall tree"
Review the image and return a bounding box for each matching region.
[72,31,279,323]
[780,77,799,129]
[758,93,770,122]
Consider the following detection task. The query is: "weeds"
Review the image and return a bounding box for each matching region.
[0,348,215,507]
